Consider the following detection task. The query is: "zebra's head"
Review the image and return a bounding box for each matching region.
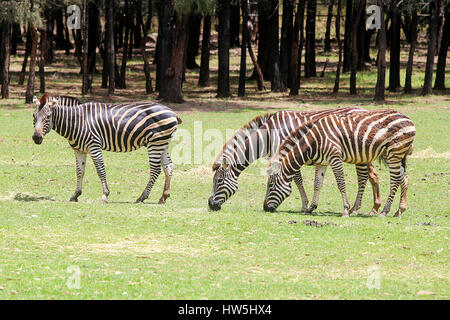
[263,160,292,212]
[32,95,59,145]
[208,157,238,211]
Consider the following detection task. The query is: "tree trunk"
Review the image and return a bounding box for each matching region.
[217,0,231,98]
[422,0,441,95]
[269,0,282,92]
[356,0,366,70]
[1,22,11,98]
[230,1,240,48]
[44,9,54,65]
[280,0,294,92]
[246,17,265,91]
[157,0,175,99]
[238,0,249,97]
[186,12,202,69]
[88,1,100,74]
[11,23,20,55]
[19,26,32,85]
[163,14,190,103]
[198,15,211,87]
[305,0,317,78]
[434,7,449,90]
[38,30,45,94]
[374,1,386,102]
[119,0,131,89]
[298,0,306,88]
[324,0,334,52]
[388,3,401,91]
[257,1,270,80]
[349,0,363,94]
[55,8,67,50]
[25,25,38,103]
[81,0,89,94]
[404,12,418,94]
[290,0,302,95]
[137,0,153,94]
[333,0,343,93]
[343,0,352,73]
[105,0,115,94]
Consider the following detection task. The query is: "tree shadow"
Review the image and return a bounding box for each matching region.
[13,193,55,202]
[278,209,376,218]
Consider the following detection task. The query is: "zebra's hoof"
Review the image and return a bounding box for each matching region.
[69,196,78,202]
[393,210,402,217]
[369,208,379,215]
[349,210,358,216]
[301,207,308,213]
[158,198,166,204]
[379,212,387,217]
[101,195,108,203]
[135,198,144,204]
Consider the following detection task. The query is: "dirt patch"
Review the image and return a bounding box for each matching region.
[88,236,200,257]
[302,220,337,228]
[410,147,450,159]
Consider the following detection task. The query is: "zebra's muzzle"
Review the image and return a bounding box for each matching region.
[208,196,221,211]
[263,200,276,212]
[32,133,43,144]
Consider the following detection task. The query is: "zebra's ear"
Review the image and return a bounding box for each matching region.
[33,96,40,107]
[267,161,281,175]
[222,157,230,170]
[47,98,58,108]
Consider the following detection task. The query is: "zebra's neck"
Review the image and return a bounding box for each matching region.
[282,131,316,177]
[225,126,271,176]
[52,104,79,141]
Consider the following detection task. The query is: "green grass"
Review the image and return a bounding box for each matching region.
[0,101,449,299]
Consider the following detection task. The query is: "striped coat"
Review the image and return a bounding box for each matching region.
[265,110,415,217]
[32,94,181,203]
[209,107,381,213]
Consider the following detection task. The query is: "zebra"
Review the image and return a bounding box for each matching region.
[32,93,181,204]
[264,110,415,217]
[208,107,381,214]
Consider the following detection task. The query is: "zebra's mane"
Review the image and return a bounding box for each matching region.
[39,93,81,108]
[212,112,276,171]
[269,119,315,168]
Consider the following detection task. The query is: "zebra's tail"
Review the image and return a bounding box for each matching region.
[176,115,183,125]
[402,143,414,169]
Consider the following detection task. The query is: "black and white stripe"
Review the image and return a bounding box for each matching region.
[32,95,180,203]
[209,107,381,213]
[265,110,415,217]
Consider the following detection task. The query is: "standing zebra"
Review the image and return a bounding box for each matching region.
[209,107,381,214]
[32,93,181,204]
[264,110,415,217]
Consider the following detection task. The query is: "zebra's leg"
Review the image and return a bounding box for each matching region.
[70,150,87,202]
[349,164,369,215]
[89,147,110,203]
[393,172,409,217]
[307,165,327,213]
[330,157,350,217]
[380,162,403,217]
[136,145,163,203]
[367,163,382,215]
[292,170,309,212]
[158,148,174,204]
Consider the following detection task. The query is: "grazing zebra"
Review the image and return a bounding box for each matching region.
[32,93,181,204]
[264,110,415,217]
[208,107,381,214]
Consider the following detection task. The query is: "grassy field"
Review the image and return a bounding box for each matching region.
[0,99,449,299]
[0,25,449,299]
